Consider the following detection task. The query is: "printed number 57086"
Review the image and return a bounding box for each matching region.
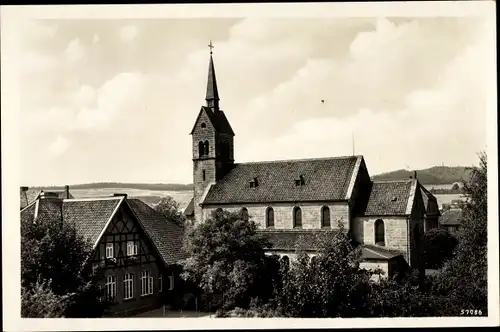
[461,309,483,315]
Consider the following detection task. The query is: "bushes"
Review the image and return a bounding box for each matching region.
[422,229,458,269]
[21,280,71,318]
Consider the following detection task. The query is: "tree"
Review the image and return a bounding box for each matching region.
[451,183,460,191]
[422,228,458,269]
[433,151,488,314]
[273,225,372,318]
[21,217,107,317]
[155,196,187,226]
[180,209,274,311]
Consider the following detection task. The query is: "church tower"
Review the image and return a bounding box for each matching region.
[190,41,235,223]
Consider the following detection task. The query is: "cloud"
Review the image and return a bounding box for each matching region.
[75,72,146,130]
[92,33,100,44]
[48,135,71,158]
[63,38,85,63]
[119,25,139,42]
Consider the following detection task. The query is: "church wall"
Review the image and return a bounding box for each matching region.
[192,110,216,159]
[216,132,234,161]
[353,216,409,262]
[202,201,350,230]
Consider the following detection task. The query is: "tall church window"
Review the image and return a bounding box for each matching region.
[375,219,385,246]
[198,141,204,157]
[321,206,331,228]
[241,207,249,221]
[266,207,274,228]
[293,207,302,228]
[202,170,206,181]
[204,141,209,156]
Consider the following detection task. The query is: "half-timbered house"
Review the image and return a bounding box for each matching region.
[20,192,188,316]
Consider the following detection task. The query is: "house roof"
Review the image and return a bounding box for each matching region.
[126,199,188,265]
[183,198,194,216]
[190,106,234,136]
[439,208,463,226]
[20,196,187,266]
[419,185,440,216]
[257,229,344,251]
[360,244,403,261]
[62,197,124,245]
[202,156,360,205]
[356,180,415,216]
[20,188,74,209]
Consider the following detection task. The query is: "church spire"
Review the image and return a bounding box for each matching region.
[206,40,219,109]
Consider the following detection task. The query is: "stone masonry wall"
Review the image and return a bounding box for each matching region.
[353,216,409,262]
[202,202,350,230]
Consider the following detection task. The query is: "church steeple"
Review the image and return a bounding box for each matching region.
[206,40,219,109]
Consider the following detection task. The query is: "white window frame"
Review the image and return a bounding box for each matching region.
[127,240,138,256]
[168,273,174,291]
[123,273,134,300]
[105,243,114,259]
[140,270,154,296]
[159,275,163,292]
[105,275,117,300]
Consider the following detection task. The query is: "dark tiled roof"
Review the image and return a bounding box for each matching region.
[257,229,343,251]
[183,198,194,216]
[439,208,463,226]
[360,244,403,260]
[203,156,359,205]
[357,180,414,216]
[190,106,234,135]
[21,202,36,225]
[126,199,188,265]
[63,198,123,245]
[20,188,74,209]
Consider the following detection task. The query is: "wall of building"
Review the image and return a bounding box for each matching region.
[202,201,350,230]
[352,216,409,262]
[95,204,166,316]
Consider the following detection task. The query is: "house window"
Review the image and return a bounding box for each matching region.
[141,270,153,296]
[159,275,163,292]
[293,206,302,228]
[241,207,249,221]
[375,219,385,246]
[123,273,134,300]
[201,122,206,128]
[204,140,209,156]
[127,240,138,256]
[321,206,331,228]
[198,141,204,157]
[266,207,274,228]
[105,243,114,259]
[168,273,175,291]
[202,170,206,181]
[105,275,117,301]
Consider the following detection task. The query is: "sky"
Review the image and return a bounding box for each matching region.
[18,16,494,186]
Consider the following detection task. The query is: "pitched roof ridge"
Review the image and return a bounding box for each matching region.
[90,197,125,249]
[63,196,123,202]
[236,155,362,166]
[20,199,37,213]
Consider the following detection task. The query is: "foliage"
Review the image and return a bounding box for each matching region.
[451,183,460,190]
[21,216,107,317]
[155,196,187,226]
[422,228,458,269]
[21,280,71,318]
[180,209,275,311]
[433,151,488,314]
[272,225,372,318]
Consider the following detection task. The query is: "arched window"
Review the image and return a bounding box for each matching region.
[375,219,385,246]
[198,141,204,157]
[266,207,274,228]
[202,170,206,181]
[281,255,290,269]
[201,122,206,128]
[241,207,249,221]
[204,140,209,156]
[321,206,331,228]
[293,206,302,228]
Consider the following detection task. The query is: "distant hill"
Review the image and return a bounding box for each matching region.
[29,182,194,191]
[372,166,472,185]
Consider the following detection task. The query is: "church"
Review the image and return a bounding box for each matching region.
[185,46,441,278]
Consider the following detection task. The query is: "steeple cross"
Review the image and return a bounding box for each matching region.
[208,40,214,54]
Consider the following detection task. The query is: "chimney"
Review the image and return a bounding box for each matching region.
[39,191,59,199]
[113,193,128,198]
[414,171,417,179]
[65,185,70,199]
[20,186,29,208]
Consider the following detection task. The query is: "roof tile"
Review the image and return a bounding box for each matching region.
[203,156,358,205]
[358,180,413,216]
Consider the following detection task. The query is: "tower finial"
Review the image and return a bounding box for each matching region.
[208,40,214,55]
[205,41,219,109]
